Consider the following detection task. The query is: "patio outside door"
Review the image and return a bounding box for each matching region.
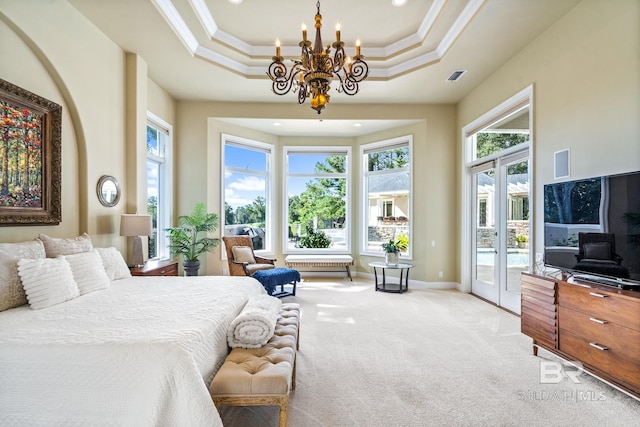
[471,151,530,314]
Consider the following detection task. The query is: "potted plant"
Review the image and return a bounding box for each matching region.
[515,234,529,249]
[381,239,401,266]
[166,203,221,276]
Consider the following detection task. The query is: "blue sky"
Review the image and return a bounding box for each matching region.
[225,147,336,209]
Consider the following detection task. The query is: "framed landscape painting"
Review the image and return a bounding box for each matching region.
[0,79,62,225]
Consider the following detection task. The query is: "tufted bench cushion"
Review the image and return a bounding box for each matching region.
[210,303,300,427]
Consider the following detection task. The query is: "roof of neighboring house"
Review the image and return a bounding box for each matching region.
[477,173,529,194]
[368,172,410,195]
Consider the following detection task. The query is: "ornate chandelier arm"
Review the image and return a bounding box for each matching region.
[266,60,304,96]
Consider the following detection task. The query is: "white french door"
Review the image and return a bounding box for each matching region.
[471,150,530,314]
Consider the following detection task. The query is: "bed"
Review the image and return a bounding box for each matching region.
[0,274,265,426]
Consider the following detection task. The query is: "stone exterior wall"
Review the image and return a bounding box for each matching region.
[368,226,410,242]
[477,221,529,248]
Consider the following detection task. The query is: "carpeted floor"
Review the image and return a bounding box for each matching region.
[218,277,640,427]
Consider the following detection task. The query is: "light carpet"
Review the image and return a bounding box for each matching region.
[217,278,640,426]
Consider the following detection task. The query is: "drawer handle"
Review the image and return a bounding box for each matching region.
[588,292,607,298]
[589,342,608,351]
[589,317,608,324]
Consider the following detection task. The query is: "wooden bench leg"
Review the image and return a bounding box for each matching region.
[346,265,353,281]
[279,401,288,427]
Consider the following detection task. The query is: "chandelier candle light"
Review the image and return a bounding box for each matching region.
[267,1,369,114]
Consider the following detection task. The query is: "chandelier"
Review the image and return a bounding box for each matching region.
[267,1,369,114]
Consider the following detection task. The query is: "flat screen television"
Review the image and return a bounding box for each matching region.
[543,169,640,291]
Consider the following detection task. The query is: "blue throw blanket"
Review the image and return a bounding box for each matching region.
[253,268,300,296]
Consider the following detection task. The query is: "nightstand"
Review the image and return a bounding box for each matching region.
[130,259,178,276]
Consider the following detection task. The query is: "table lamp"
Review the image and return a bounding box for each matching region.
[120,214,153,267]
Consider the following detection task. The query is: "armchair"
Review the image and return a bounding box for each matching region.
[222,236,276,276]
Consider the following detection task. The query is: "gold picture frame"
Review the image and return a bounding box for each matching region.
[0,79,62,225]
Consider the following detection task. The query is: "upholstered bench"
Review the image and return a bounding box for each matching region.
[210,303,301,427]
[285,254,354,281]
[252,267,300,297]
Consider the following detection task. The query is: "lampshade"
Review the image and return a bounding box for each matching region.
[120,214,152,237]
[120,214,152,267]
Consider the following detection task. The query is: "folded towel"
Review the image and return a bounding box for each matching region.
[228,294,282,348]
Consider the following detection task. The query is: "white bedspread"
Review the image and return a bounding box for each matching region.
[0,275,265,427]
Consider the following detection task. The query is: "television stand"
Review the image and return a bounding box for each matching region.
[521,273,640,399]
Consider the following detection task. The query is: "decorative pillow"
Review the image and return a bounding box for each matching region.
[63,250,110,295]
[38,233,93,258]
[583,242,611,260]
[17,258,79,310]
[232,246,256,264]
[95,247,132,281]
[0,240,46,311]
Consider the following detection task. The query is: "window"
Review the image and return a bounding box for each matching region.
[146,113,172,259]
[222,135,273,253]
[361,136,412,257]
[285,146,350,253]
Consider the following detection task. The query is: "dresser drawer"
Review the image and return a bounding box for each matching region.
[558,283,640,331]
[521,274,557,348]
[558,306,640,363]
[559,330,640,391]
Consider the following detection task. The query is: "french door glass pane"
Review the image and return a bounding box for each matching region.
[475,169,495,285]
[505,160,529,293]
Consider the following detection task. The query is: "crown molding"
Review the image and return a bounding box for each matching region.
[152,0,485,80]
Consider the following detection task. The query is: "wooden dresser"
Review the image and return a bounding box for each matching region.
[521,273,640,398]
[130,259,178,276]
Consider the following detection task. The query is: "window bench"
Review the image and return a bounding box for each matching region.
[284,255,354,281]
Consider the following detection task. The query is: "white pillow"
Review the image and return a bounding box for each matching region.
[17,258,79,310]
[38,233,93,258]
[63,250,110,295]
[232,246,256,264]
[95,247,132,281]
[0,240,46,311]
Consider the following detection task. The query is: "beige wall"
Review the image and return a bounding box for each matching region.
[0,0,126,248]
[0,1,175,257]
[457,0,640,284]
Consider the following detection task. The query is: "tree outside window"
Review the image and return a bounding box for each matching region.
[285,148,350,252]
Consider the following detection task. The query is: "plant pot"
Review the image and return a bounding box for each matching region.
[183,260,201,276]
[385,252,399,266]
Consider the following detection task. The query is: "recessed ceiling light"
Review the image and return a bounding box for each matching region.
[229,0,243,4]
[392,0,408,6]
[273,122,282,126]
[354,123,363,127]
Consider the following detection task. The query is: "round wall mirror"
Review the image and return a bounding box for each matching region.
[97,175,121,207]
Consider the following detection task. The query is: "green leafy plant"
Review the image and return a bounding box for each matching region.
[166,203,220,261]
[395,233,409,251]
[515,235,528,243]
[381,240,400,253]
[382,233,409,253]
[299,229,332,248]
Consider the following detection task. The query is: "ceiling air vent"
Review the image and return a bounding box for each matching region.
[446,70,467,82]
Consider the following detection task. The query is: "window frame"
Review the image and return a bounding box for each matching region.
[283,145,352,254]
[221,134,274,256]
[146,112,173,260]
[360,135,413,259]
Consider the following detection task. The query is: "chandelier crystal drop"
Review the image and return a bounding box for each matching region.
[266,1,369,114]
